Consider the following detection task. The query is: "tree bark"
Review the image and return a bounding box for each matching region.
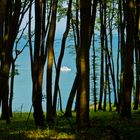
[28,0,48,126]
[0,0,7,105]
[120,0,135,117]
[9,60,15,117]
[64,73,78,117]
[53,0,72,116]
[46,0,58,123]
[133,0,140,110]
[76,0,91,128]
[98,2,104,110]
[0,0,22,123]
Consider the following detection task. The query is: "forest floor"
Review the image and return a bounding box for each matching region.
[1,109,140,140]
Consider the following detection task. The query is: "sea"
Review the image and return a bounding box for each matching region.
[11,20,119,112]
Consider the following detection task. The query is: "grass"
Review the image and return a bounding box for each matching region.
[1,110,140,139]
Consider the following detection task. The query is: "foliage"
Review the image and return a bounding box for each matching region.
[9,68,20,77]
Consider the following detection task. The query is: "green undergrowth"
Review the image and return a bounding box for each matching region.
[1,110,140,140]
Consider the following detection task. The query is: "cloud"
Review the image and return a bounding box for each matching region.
[60,66,71,72]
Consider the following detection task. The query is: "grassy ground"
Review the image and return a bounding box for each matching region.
[1,109,140,140]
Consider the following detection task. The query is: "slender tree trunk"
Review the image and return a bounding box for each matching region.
[0,0,7,25]
[53,0,72,116]
[46,0,58,122]
[103,1,107,111]
[64,4,80,116]
[9,60,15,117]
[90,0,98,112]
[0,0,7,107]
[0,61,10,123]
[117,6,120,108]
[64,73,78,117]
[133,0,140,110]
[76,0,91,128]
[120,0,135,117]
[0,0,22,123]
[108,0,117,107]
[93,34,97,112]
[134,48,140,110]
[103,69,107,111]
[98,2,104,110]
[32,64,45,126]
[118,0,125,113]
[31,0,45,126]
[108,65,112,112]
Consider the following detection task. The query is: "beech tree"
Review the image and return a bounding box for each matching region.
[134,0,140,110]
[46,0,58,123]
[119,0,135,117]
[98,1,105,110]
[0,0,8,121]
[76,0,91,127]
[0,0,29,123]
[64,0,80,117]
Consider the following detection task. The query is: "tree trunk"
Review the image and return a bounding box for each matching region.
[108,0,117,108]
[53,0,72,116]
[0,0,21,123]
[118,0,125,113]
[120,0,135,117]
[0,0,7,105]
[31,0,45,126]
[76,0,91,128]
[9,60,15,117]
[0,62,10,123]
[32,64,45,126]
[0,0,7,25]
[133,0,140,110]
[134,48,140,110]
[93,34,97,112]
[64,73,78,117]
[103,1,107,112]
[46,0,58,123]
[98,2,104,110]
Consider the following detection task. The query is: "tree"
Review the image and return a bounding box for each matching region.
[76,0,91,127]
[46,0,58,122]
[118,0,126,113]
[133,0,140,110]
[120,0,135,117]
[0,0,7,25]
[52,0,72,116]
[64,0,80,117]
[29,0,48,126]
[9,23,28,117]
[0,0,28,123]
[0,0,7,106]
[0,0,10,123]
[91,0,98,112]
[98,1,105,110]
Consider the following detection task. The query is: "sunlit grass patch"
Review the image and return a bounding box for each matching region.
[20,129,50,139]
[1,111,140,139]
[0,112,76,139]
[9,127,76,139]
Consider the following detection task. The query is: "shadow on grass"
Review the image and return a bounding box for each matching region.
[1,111,140,139]
[0,113,77,139]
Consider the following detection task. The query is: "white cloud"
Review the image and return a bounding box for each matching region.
[60,66,71,72]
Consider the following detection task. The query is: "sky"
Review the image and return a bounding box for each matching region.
[0,4,120,113]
